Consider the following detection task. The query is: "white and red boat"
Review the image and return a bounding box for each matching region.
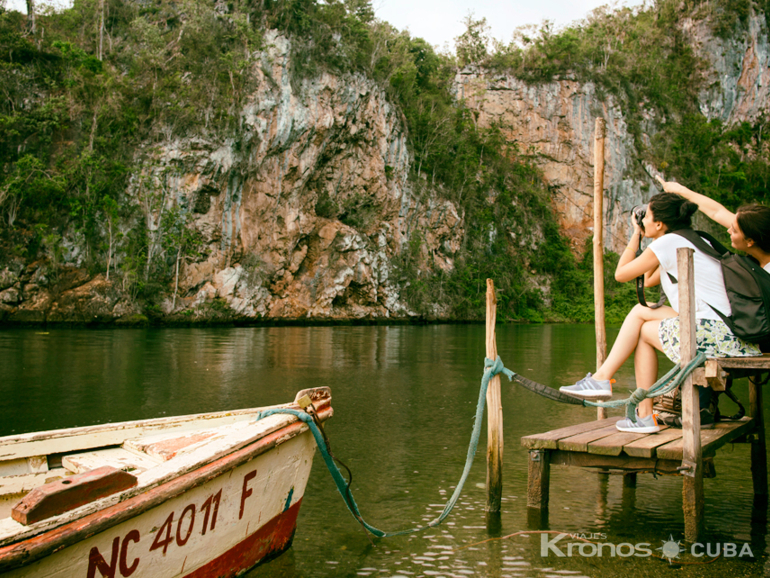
[0,387,332,577]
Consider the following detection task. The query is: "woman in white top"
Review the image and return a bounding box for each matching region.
[560,191,762,433]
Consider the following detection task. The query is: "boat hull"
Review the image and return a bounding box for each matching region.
[1,427,317,577]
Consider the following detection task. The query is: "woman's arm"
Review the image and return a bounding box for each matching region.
[616,248,661,283]
[615,219,662,283]
[644,266,661,287]
[655,176,734,228]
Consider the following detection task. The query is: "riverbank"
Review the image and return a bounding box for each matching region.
[0,260,555,327]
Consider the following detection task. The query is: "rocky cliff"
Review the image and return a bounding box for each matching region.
[0,31,463,324]
[453,72,645,254]
[692,11,770,123]
[453,9,770,255]
[1,3,768,325]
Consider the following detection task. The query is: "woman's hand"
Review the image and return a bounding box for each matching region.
[655,176,685,195]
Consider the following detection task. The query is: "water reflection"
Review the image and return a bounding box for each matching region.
[0,324,767,577]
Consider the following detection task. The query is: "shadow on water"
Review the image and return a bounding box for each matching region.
[0,324,768,577]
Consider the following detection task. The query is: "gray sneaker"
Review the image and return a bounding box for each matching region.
[616,410,661,434]
[559,373,612,400]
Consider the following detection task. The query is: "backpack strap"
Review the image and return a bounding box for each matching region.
[670,229,735,328]
[671,229,731,260]
[635,230,667,308]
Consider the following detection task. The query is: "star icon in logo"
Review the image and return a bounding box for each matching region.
[657,535,685,563]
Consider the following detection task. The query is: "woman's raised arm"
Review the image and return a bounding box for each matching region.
[655,177,734,228]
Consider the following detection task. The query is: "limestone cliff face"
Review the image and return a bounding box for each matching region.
[130,32,462,321]
[453,72,651,254]
[0,32,463,324]
[453,11,769,255]
[690,11,770,123]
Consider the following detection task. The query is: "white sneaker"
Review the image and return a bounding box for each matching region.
[559,373,612,400]
[616,410,661,434]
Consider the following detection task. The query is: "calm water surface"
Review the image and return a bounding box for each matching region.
[0,325,767,577]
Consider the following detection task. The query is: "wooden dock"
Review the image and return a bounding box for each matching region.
[520,248,769,541]
[522,354,769,539]
[523,415,756,499]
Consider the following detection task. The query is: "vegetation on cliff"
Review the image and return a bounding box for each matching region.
[0,0,766,323]
[479,0,770,211]
[397,0,770,321]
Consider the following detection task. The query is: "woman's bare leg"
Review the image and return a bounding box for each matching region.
[592,304,675,382]
[633,318,667,417]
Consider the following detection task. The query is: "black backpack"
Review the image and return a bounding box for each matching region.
[672,229,770,349]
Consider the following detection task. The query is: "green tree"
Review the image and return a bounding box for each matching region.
[162,206,203,309]
[455,14,489,67]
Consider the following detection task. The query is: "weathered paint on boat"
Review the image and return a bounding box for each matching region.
[0,388,331,577]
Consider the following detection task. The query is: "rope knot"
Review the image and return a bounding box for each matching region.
[629,388,649,405]
[484,356,515,381]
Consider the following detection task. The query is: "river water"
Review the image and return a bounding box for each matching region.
[0,325,767,577]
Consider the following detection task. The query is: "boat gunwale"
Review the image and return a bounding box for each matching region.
[0,404,291,462]
[0,402,332,573]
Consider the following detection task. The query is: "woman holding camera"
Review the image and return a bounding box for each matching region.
[559,191,762,433]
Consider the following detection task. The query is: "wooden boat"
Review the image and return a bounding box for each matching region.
[0,387,332,577]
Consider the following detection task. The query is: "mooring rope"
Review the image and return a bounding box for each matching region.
[254,352,705,537]
[255,355,511,537]
[582,352,707,419]
[496,352,707,420]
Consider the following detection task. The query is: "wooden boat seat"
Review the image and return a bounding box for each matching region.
[62,447,161,475]
[123,421,250,462]
[11,467,137,525]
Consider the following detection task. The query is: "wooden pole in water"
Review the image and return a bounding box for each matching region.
[485,279,503,513]
[593,118,607,421]
[678,247,704,542]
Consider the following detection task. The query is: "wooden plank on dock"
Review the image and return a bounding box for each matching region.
[587,428,669,457]
[623,428,684,458]
[549,451,682,473]
[715,354,770,370]
[558,424,621,453]
[655,418,754,461]
[521,417,622,450]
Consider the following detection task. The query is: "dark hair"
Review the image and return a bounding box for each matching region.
[736,204,770,253]
[648,192,699,232]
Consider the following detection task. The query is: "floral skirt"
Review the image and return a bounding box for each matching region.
[658,317,762,364]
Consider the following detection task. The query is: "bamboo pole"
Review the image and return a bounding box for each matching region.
[485,279,503,513]
[678,247,703,542]
[593,118,607,421]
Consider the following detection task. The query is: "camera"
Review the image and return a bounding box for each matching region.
[632,204,647,229]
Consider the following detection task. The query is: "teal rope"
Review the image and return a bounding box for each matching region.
[583,351,707,420]
[255,355,513,538]
[255,352,704,537]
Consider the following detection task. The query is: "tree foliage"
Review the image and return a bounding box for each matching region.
[0,0,767,322]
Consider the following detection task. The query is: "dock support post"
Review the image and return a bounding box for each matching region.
[486,279,503,514]
[749,376,768,500]
[678,247,704,542]
[623,473,637,488]
[593,118,607,421]
[527,449,550,509]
